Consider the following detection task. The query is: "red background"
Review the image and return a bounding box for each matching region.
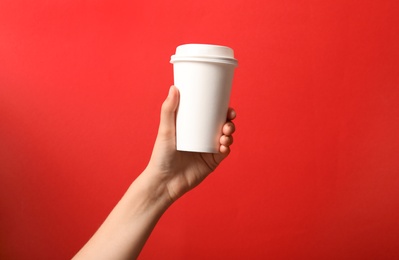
[1,0,399,259]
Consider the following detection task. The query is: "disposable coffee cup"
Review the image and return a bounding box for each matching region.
[170,44,238,153]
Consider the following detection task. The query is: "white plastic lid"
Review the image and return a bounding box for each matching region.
[171,44,238,66]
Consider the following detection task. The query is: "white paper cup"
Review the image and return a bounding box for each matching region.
[170,44,238,153]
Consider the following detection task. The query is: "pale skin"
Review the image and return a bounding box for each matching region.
[73,85,236,259]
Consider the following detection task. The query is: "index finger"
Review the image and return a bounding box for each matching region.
[227,108,236,121]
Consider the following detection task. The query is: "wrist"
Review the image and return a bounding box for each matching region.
[125,168,174,215]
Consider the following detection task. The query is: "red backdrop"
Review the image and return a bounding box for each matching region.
[1,0,399,259]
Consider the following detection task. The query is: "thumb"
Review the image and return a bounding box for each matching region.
[158,86,179,138]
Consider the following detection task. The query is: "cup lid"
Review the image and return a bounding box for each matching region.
[170,44,238,66]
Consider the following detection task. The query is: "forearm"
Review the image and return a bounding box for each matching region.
[73,169,172,260]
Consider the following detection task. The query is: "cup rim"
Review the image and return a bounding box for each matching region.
[170,55,238,66]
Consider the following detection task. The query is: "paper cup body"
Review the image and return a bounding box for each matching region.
[170,44,237,153]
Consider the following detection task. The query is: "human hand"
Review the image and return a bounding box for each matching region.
[144,85,236,203]
[73,86,236,260]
